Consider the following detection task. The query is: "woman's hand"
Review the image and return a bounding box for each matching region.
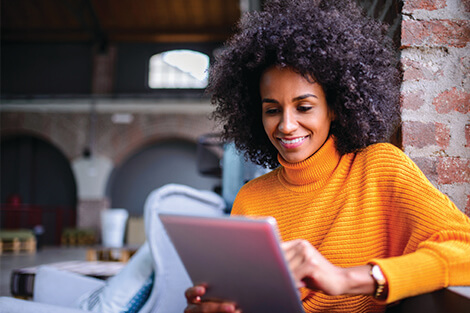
[184,285,241,313]
[282,240,376,296]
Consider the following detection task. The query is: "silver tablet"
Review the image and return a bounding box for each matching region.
[160,213,305,313]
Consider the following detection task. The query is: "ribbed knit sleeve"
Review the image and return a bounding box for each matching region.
[367,144,470,303]
[231,138,470,312]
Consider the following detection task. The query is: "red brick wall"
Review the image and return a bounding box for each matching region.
[401,0,470,215]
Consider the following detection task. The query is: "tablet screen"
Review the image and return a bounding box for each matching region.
[160,213,305,313]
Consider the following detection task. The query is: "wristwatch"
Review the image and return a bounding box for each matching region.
[370,264,386,299]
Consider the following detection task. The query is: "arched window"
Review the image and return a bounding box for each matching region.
[148,49,210,89]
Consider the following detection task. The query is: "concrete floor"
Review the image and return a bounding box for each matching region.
[0,246,89,297]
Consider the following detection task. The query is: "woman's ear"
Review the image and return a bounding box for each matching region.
[328,107,337,122]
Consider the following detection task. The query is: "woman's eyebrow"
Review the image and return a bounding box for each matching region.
[261,98,278,104]
[293,93,318,101]
[262,93,318,104]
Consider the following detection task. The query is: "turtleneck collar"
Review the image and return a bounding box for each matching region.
[277,136,341,191]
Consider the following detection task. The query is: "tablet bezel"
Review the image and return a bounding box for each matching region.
[160,213,305,313]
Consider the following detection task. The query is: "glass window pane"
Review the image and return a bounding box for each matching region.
[149,50,209,89]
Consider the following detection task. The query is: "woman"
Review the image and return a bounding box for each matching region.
[185,0,470,312]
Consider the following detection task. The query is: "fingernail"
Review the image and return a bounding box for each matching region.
[222,303,235,312]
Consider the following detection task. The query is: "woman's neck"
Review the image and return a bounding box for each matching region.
[277,136,341,190]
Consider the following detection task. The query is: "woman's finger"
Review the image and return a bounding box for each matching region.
[184,301,238,313]
[185,285,206,303]
[283,240,316,270]
[281,239,303,250]
[282,240,322,288]
[281,239,304,261]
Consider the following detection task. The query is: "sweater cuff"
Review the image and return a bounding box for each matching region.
[371,249,448,303]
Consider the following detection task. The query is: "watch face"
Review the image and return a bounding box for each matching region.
[372,265,385,283]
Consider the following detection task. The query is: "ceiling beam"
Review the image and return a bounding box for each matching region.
[84,0,108,51]
[1,30,232,43]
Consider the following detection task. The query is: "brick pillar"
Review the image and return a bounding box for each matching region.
[92,44,117,95]
[77,198,110,242]
[400,0,470,215]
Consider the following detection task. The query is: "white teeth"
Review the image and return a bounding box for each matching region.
[280,137,306,144]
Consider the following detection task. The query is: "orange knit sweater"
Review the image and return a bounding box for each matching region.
[231,137,470,312]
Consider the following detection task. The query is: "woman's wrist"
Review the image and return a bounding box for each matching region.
[340,265,377,296]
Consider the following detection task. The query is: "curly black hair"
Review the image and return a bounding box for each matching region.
[209,0,401,169]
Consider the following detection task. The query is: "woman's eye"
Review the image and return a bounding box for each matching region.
[298,105,312,112]
[265,108,280,114]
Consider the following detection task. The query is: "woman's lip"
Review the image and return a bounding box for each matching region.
[278,136,308,148]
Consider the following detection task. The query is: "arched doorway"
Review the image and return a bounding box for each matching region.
[107,139,221,216]
[0,135,77,245]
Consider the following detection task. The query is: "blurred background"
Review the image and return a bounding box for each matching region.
[0,0,402,247]
[1,0,248,247]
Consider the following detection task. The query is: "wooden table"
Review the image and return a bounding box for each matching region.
[386,287,470,312]
[10,260,125,298]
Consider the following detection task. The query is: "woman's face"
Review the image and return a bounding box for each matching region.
[260,66,334,163]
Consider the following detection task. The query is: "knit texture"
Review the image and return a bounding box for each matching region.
[231,137,470,312]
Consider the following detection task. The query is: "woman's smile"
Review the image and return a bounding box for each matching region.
[278,135,309,149]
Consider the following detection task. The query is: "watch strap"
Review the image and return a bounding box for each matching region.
[370,264,386,299]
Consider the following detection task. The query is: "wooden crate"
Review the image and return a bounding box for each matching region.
[0,230,36,255]
[61,228,96,246]
[86,246,138,263]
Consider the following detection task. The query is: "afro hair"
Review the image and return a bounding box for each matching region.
[209,0,401,169]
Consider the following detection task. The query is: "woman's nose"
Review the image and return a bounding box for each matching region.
[279,111,298,134]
